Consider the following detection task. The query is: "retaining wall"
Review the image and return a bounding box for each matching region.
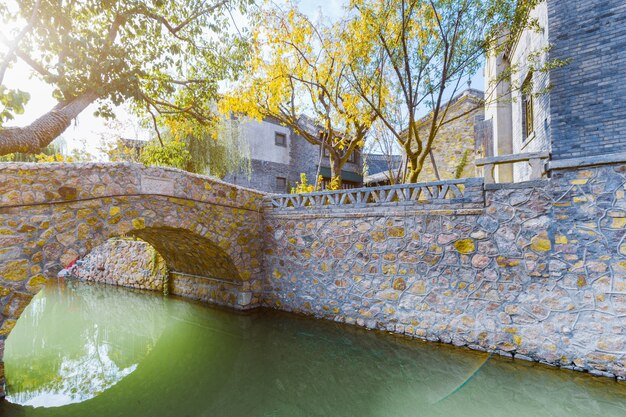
[262,165,626,379]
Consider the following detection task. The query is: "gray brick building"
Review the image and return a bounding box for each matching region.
[485,0,626,181]
[548,0,626,161]
[225,117,363,193]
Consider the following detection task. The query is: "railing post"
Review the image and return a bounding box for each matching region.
[484,163,495,184]
[529,157,544,180]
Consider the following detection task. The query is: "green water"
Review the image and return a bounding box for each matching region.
[2,280,625,417]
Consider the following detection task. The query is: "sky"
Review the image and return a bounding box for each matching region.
[1,0,482,157]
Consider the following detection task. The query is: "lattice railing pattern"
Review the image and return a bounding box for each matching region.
[264,178,484,211]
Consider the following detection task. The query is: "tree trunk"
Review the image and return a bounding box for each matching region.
[328,154,342,190]
[406,153,422,183]
[0,91,98,155]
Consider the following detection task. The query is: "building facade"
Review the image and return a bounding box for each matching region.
[225,117,364,194]
[366,88,486,187]
[485,0,626,181]
[363,153,404,186]
[414,89,486,182]
[378,88,490,185]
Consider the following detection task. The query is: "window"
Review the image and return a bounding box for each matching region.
[275,177,287,191]
[347,150,360,164]
[275,132,287,147]
[522,72,534,140]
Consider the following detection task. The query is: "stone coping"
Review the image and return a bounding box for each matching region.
[547,151,626,170]
[484,179,548,190]
[264,207,484,219]
[475,151,550,166]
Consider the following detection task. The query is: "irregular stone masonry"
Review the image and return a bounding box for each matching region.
[0,161,625,398]
[72,239,249,310]
[263,164,626,380]
[71,238,167,292]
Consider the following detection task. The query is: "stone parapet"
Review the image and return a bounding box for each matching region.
[264,177,485,213]
[0,162,266,211]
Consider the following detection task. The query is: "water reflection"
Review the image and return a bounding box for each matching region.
[4,280,168,407]
[2,280,625,417]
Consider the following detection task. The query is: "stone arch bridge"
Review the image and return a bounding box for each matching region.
[0,163,266,345]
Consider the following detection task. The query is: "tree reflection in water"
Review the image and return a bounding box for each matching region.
[4,280,169,407]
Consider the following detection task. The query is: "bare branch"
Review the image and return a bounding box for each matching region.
[0,0,41,85]
[0,32,55,79]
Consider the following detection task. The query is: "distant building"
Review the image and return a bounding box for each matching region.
[363,153,404,186]
[225,117,363,193]
[412,89,486,182]
[483,1,551,182]
[365,88,485,187]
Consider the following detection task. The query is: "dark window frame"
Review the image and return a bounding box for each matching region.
[347,150,360,164]
[275,132,287,147]
[521,72,534,141]
[275,176,287,191]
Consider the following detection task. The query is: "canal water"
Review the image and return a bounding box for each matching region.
[2,280,625,417]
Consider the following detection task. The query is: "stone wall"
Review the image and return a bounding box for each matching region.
[262,164,626,379]
[548,0,626,160]
[71,239,166,292]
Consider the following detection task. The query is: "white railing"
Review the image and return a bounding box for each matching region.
[475,151,550,184]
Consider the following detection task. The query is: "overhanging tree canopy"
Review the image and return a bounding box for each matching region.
[0,0,250,155]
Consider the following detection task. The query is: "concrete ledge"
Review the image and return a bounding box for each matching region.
[547,152,626,170]
[264,208,484,219]
[169,271,243,287]
[484,179,549,191]
[476,151,550,166]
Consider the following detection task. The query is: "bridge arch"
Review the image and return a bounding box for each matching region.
[126,226,241,281]
[0,163,266,397]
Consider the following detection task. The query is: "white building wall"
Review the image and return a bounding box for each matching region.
[484,40,513,182]
[240,118,292,165]
[509,2,551,181]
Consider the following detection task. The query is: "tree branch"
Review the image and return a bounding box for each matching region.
[0,0,41,85]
